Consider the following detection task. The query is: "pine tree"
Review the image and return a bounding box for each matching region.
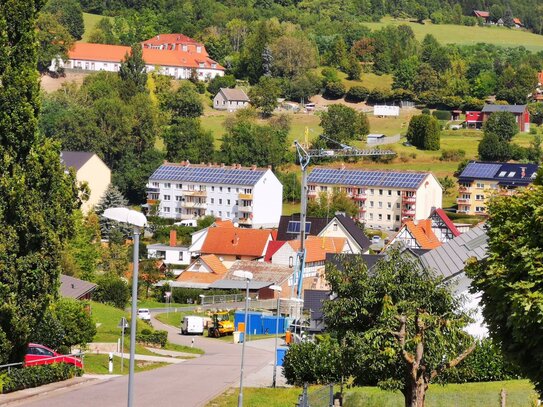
[119,44,148,100]
[261,45,273,77]
[0,1,80,363]
[95,185,131,240]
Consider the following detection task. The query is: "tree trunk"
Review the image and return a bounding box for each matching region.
[404,376,428,407]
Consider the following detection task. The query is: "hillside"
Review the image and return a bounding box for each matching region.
[362,17,543,52]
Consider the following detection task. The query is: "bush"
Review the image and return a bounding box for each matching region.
[421,108,430,115]
[432,110,452,120]
[323,81,346,99]
[207,74,236,97]
[136,330,168,348]
[1,364,82,394]
[406,114,441,150]
[440,149,466,161]
[94,275,130,309]
[195,82,206,94]
[321,67,339,85]
[462,16,477,26]
[345,86,369,103]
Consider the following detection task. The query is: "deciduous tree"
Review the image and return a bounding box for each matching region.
[320,105,370,144]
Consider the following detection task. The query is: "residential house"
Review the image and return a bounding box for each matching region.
[213,88,250,112]
[318,214,372,254]
[60,274,97,300]
[481,104,530,133]
[307,167,442,230]
[147,162,282,228]
[172,254,228,289]
[200,227,273,268]
[472,10,491,23]
[147,230,191,273]
[52,34,224,80]
[389,208,460,250]
[61,151,110,214]
[457,161,539,215]
[465,111,484,129]
[276,215,330,241]
[209,260,292,299]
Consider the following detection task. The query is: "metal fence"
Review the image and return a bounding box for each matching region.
[297,383,336,407]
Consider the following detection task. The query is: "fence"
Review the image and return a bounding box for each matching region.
[297,383,336,407]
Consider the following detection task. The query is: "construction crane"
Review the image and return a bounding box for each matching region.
[291,134,396,299]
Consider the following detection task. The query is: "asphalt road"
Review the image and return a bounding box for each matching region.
[20,312,276,407]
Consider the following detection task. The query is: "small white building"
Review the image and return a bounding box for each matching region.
[147,162,283,228]
[213,88,250,112]
[374,105,400,117]
[61,151,110,214]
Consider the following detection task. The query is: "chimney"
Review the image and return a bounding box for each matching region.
[340,162,346,171]
[201,162,205,165]
[186,160,190,167]
[521,167,526,178]
[268,165,272,169]
[157,35,160,40]
[232,163,238,169]
[170,229,177,247]
[251,165,256,171]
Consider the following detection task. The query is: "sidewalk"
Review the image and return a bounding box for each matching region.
[111,352,185,364]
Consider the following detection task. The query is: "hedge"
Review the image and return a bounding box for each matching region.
[136,329,168,348]
[0,363,82,394]
[432,110,452,120]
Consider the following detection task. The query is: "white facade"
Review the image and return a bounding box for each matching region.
[213,89,250,112]
[147,164,283,228]
[374,105,400,117]
[147,244,191,269]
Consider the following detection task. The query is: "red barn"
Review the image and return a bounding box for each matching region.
[465,111,484,129]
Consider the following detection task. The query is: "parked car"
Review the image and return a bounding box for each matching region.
[137,308,151,322]
[371,236,382,245]
[25,343,83,368]
[181,316,205,335]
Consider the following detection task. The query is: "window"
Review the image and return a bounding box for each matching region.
[397,191,401,196]
[156,250,166,259]
[196,46,202,53]
[475,194,484,200]
[211,186,215,192]
[176,184,182,189]
[227,212,230,217]
[228,187,231,193]
[321,186,328,192]
[219,199,223,204]
[476,182,484,188]
[396,215,400,221]
[164,183,171,188]
[150,193,159,200]
[378,201,383,208]
[396,203,400,209]
[498,171,507,177]
[379,189,383,195]
[175,196,182,201]
[175,208,181,213]
[163,207,170,213]
[387,202,392,209]
[369,213,374,220]
[378,214,383,220]
[218,211,222,217]
[219,187,223,192]
[507,172,516,177]
[333,223,338,231]
[235,200,239,205]
[475,206,486,212]
[182,45,188,51]
[211,198,214,204]
[388,190,392,196]
[387,214,391,221]
[152,182,159,187]
[163,195,171,201]
[370,201,374,208]
[179,252,184,261]
[236,188,239,193]
[227,199,231,205]
[370,189,374,195]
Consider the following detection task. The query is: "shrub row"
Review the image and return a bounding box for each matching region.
[154,285,240,305]
[0,364,82,394]
[136,329,168,348]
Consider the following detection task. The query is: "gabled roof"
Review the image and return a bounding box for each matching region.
[473,10,490,18]
[201,227,271,257]
[68,42,130,62]
[513,18,522,25]
[198,254,228,275]
[264,241,286,262]
[276,214,330,241]
[59,274,97,300]
[308,167,431,189]
[405,220,442,250]
[218,88,250,102]
[141,34,202,47]
[433,208,461,237]
[333,215,372,251]
[288,236,345,263]
[459,161,539,186]
[420,224,488,280]
[481,104,527,114]
[227,260,292,283]
[61,151,96,171]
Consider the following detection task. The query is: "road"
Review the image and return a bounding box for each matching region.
[19,312,278,407]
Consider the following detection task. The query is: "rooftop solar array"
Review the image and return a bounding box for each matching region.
[287,221,312,234]
[150,165,266,186]
[460,163,501,179]
[307,168,427,189]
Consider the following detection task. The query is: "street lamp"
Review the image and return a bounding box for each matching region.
[232,269,253,407]
[199,293,205,306]
[103,208,147,407]
[289,297,304,343]
[269,284,282,388]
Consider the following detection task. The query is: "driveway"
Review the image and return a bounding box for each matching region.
[16,312,278,407]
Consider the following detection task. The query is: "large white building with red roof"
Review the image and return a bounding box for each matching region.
[51,34,225,80]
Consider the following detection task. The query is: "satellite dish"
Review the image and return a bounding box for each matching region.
[234,222,239,227]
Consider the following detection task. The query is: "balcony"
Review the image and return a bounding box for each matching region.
[458,186,472,193]
[238,218,252,225]
[307,190,317,198]
[183,190,207,197]
[353,194,366,201]
[402,195,416,204]
[146,199,158,205]
[456,198,470,204]
[146,187,160,193]
[239,206,253,213]
[180,214,199,220]
[239,193,253,200]
[358,207,366,213]
[402,209,415,217]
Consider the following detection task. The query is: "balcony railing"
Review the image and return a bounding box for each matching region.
[358,207,366,213]
[459,186,471,192]
[239,193,253,200]
[182,201,207,208]
[238,218,253,225]
[146,187,160,193]
[239,206,253,213]
[353,194,366,201]
[402,195,416,204]
[307,190,317,197]
[456,198,470,204]
[147,199,158,205]
[402,209,415,217]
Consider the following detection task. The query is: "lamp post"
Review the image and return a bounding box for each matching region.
[199,293,205,306]
[289,297,304,343]
[269,284,282,388]
[232,270,253,407]
[103,208,147,407]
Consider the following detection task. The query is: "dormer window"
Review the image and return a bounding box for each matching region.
[199,62,204,68]
[498,171,507,177]
[507,172,516,177]
[182,45,187,51]
[196,46,202,53]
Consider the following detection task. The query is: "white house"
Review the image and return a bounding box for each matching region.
[147,230,191,273]
[307,167,443,231]
[52,34,224,81]
[213,88,250,112]
[61,151,110,214]
[147,162,283,228]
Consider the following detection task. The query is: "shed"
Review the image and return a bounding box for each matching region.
[213,88,250,112]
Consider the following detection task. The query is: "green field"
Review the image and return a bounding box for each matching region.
[83,353,167,375]
[361,17,543,52]
[207,380,537,407]
[82,13,109,42]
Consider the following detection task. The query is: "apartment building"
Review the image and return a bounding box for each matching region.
[146,162,283,228]
[457,161,539,215]
[307,168,442,230]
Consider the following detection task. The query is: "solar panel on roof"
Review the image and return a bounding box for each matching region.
[286,221,311,234]
[461,163,501,179]
[149,165,265,185]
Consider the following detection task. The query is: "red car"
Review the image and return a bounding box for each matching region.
[25,343,83,369]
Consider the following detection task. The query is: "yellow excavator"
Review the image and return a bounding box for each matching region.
[208,312,234,338]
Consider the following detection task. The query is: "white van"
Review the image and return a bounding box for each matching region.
[181,316,205,335]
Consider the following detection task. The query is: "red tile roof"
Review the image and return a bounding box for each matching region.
[265,241,286,262]
[405,220,442,249]
[473,10,490,18]
[434,208,461,237]
[68,43,130,63]
[201,227,272,257]
[513,18,522,25]
[287,236,345,263]
[142,34,202,47]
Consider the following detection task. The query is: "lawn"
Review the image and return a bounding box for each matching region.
[361,17,543,53]
[207,380,537,407]
[91,301,131,343]
[81,13,110,42]
[83,353,167,375]
[136,299,191,309]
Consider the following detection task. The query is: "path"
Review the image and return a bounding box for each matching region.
[15,312,277,407]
